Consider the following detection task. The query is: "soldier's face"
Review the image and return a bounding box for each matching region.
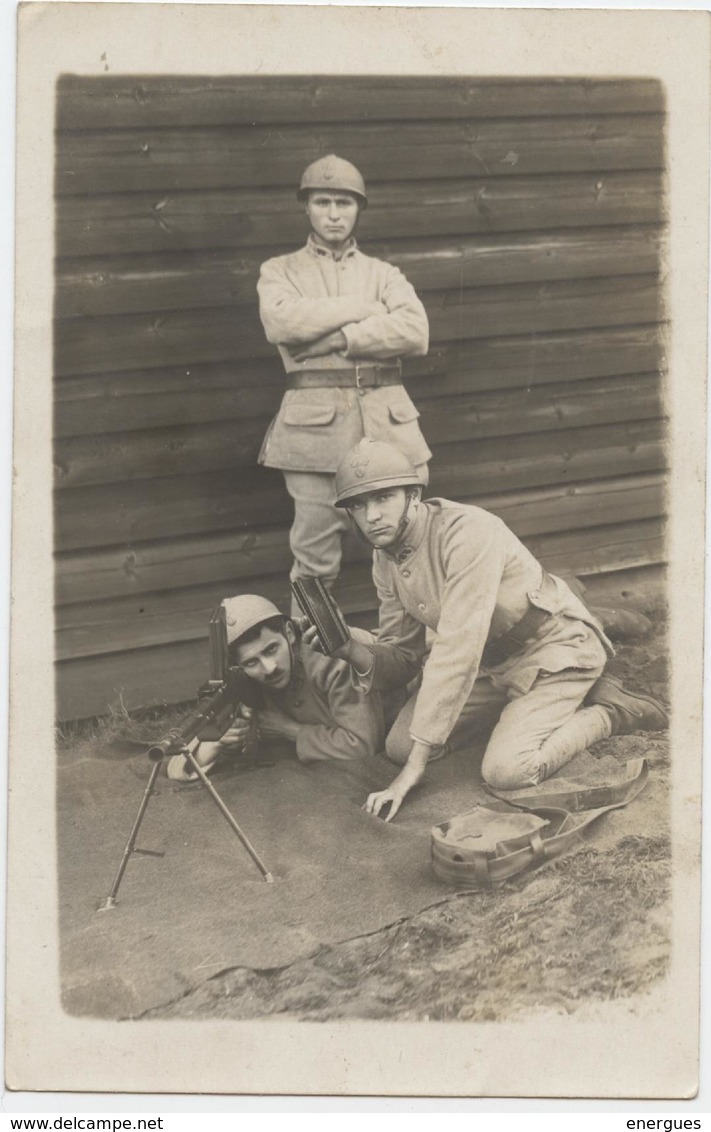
[234,626,293,690]
[305,191,360,249]
[348,488,410,549]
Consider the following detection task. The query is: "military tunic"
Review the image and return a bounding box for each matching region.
[261,640,385,763]
[258,235,432,473]
[355,499,614,788]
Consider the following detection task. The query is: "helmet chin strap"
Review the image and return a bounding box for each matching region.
[284,619,298,681]
[390,492,418,551]
[346,489,420,550]
[348,512,377,547]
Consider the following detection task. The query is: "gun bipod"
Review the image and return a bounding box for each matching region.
[97,745,274,912]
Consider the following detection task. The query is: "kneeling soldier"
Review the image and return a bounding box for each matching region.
[167,594,385,781]
[328,439,668,821]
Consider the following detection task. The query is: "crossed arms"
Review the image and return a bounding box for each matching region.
[257,256,429,361]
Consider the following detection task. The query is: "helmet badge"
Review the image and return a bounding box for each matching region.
[350,450,369,479]
[297,155,367,206]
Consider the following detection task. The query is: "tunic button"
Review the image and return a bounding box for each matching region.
[418,602,426,611]
[293,700,303,708]
[402,570,410,578]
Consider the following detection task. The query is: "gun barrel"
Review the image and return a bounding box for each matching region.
[147,732,184,762]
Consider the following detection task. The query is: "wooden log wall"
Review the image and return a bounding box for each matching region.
[54,76,667,720]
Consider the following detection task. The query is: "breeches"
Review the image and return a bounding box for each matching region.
[385,640,610,789]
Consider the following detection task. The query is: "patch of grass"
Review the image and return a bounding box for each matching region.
[147,832,671,1023]
[55,694,195,754]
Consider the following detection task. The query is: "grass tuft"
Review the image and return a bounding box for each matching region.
[55,693,194,753]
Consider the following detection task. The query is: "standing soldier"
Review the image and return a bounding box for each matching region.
[325,439,668,821]
[257,155,431,605]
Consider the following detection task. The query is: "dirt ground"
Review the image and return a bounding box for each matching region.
[132,608,671,1023]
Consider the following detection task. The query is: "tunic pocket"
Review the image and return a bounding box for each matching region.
[500,621,608,697]
[371,388,431,465]
[283,403,337,427]
[387,400,420,424]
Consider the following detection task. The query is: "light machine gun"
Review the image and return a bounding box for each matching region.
[146,603,262,761]
[98,605,274,911]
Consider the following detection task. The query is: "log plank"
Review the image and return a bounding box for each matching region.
[572,563,665,614]
[55,227,663,319]
[54,274,663,376]
[56,636,213,722]
[56,172,665,258]
[55,517,665,660]
[426,275,663,343]
[55,473,665,606]
[54,325,666,439]
[426,419,666,501]
[54,418,667,551]
[525,518,665,577]
[57,76,665,130]
[53,372,663,488]
[55,466,290,552]
[55,361,285,438]
[420,373,663,447]
[56,116,664,196]
[54,562,665,720]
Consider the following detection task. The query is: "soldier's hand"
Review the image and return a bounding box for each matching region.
[215,719,251,752]
[363,786,408,822]
[364,749,428,821]
[257,707,299,742]
[302,620,354,662]
[289,330,347,362]
[301,621,325,653]
[331,636,355,662]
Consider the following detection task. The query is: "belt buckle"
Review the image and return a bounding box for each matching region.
[355,363,367,395]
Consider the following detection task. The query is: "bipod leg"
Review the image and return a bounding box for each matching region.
[183,750,274,883]
[97,759,163,911]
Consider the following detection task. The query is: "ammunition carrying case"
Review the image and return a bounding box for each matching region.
[431,757,649,889]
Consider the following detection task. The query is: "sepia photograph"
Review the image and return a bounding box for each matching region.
[6,3,708,1100]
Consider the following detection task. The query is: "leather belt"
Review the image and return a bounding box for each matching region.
[286,365,402,391]
[481,605,552,668]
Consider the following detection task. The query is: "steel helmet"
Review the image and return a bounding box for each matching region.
[222,594,284,646]
[298,154,368,207]
[334,439,424,507]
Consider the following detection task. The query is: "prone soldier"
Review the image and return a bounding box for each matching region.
[167,594,386,781]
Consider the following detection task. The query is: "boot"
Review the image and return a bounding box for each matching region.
[586,674,668,735]
[560,574,654,641]
[588,605,653,641]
